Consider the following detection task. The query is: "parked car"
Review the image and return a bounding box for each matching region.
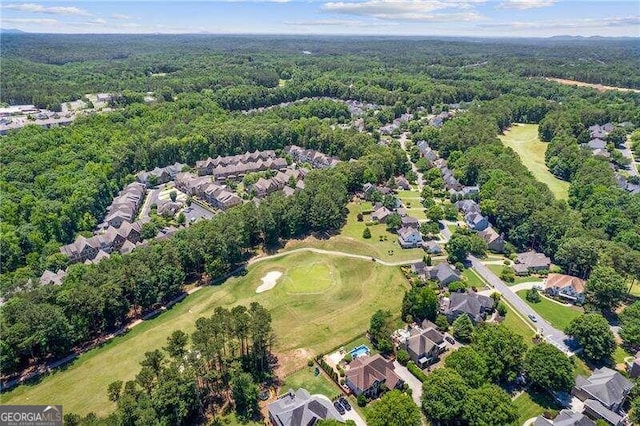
[528,314,538,322]
[333,401,345,415]
[339,397,351,411]
[445,336,455,345]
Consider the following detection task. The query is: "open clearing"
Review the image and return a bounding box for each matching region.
[516,289,582,331]
[499,124,570,200]
[545,77,640,94]
[280,366,339,399]
[2,251,408,416]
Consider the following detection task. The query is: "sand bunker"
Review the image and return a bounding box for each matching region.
[256,271,283,293]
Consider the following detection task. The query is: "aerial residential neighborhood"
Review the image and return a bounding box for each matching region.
[1,3,640,425]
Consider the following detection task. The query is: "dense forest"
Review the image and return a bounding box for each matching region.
[1,34,640,382]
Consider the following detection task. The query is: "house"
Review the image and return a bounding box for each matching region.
[465,212,489,232]
[592,149,611,158]
[449,185,479,200]
[136,162,185,185]
[428,263,461,286]
[627,352,640,379]
[544,274,586,305]
[285,145,340,169]
[157,200,183,217]
[514,251,552,275]
[371,206,391,223]
[478,226,505,253]
[345,354,403,398]
[424,241,442,254]
[39,269,67,286]
[400,216,419,229]
[395,176,411,190]
[582,139,607,150]
[362,183,376,199]
[398,226,422,249]
[402,327,447,368]
[573,367,633,425]
[533,410,595,426]
[456,199,480,215]
[102,182,146,229]
[441,292,494,323]
[267,388,342,426]
[411,262,429,278]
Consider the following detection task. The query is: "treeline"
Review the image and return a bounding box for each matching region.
[425,95,640,283]
[0,154,406,376]
[0,96,389,278]
[65,303,275,425]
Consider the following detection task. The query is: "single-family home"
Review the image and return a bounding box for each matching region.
[573,367,633,425]
[544,274,586,305]
[533,410,595,426]
[136,162,185,185]
[395,176,411,190]
[402,327,447,368]
[371,206,392,223]
[398,227,422,249]
[39,269,67,286]
[456,199,480,215]
[267,388,343,426]
[345,354,403,398]
[465,212,489,232]
[428,263,461,286]
[592,148,611,158]
[441,292,494,323]
[411,262,429,278]
[513,251,552,275]
[581,139,607,151]
[424,241,443,254]
[400,216,419,229]
[478,226,505,253]
[627,352,640,379]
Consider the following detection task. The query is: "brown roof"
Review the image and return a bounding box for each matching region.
[545,273,585,293]
[346,354,401,391]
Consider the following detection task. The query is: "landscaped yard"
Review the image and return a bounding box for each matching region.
[280,366,340,399]
[315,201,425,262]
[501,302,536,346]
[516,290,582,331]
[499,124,569,200]
[513,388,561,425]
[462,268,488,289]
[3,251,409,416]
[487,264,542,285]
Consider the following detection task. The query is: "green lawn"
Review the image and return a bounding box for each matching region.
[487,264,541,285]
[499,124,569,200]
[324,201,425,262]
[220,413,262,426]
[280,367,340,399]
[513,388,561,425]
[571,355,592,378]
[462,268,488,289]
[516,290,582,331]
[2,251,409,416]
[501,302,536,346]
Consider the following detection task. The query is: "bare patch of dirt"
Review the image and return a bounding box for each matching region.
[274,348,315,378]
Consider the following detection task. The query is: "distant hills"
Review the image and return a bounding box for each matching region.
[0,28,27,34]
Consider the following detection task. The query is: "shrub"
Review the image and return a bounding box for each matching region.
[435,314,450,331]
[307,359,314,367]
[500,266,515,283]
[357,394,367,407]
[497,302,508,317]
[526,288,542,303]
[343,353,353,364]
[396,349,410,366]
[363,227,372,239]
[426,255,432,266]
[455,262,465,271]
[503,260,510,266]
[407,361,428,382]
[448,281,466,293]
[357,213,364,222]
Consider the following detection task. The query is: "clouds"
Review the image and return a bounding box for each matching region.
[498,0,557,9]
[2,3,90,16]
[321,0,485,22]
[2,17,59,25]
[480,15,640,31]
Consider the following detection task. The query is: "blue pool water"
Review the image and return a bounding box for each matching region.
[349,344,370,359]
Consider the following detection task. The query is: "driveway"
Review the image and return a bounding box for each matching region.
[183,201,215,223]
[342,403,367,426]
[468,255,576,354]
[619,139,639,177]
[393,360,423,406]
[138,188,160,223]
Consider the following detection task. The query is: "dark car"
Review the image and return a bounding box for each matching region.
[333,401,345,415]
[445,336,455,345]
[339,397,351,411]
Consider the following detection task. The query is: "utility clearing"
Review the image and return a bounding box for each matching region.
[499,124,570,200]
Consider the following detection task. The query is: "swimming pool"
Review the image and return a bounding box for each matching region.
[349,344,370,359]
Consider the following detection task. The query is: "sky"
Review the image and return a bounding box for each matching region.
[1,1,639,37]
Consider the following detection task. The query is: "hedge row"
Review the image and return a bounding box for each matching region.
[407,361,428,383]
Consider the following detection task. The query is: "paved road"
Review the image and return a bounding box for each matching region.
[468,255,576,354]
[138,188,160,223]
[393,360,423,406]
[619,139,639,177]
[399,132,424,190]
[439,220,453,242]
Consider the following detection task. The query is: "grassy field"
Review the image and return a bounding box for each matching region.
[311,201,425,262]
[2,251,409,416]
[463,268,488,289]
[499,124,569,200]
[280,366,340,398]
[501,302,536,346]
[516,290,582,330]
[513,388,561,425]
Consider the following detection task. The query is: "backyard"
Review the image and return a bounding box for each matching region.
[516,290,582,330]
[2,251,409,416]
[513,388,562,425]
[487,264,543,285]
[280,366,340,399]
[499,124,570,200]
